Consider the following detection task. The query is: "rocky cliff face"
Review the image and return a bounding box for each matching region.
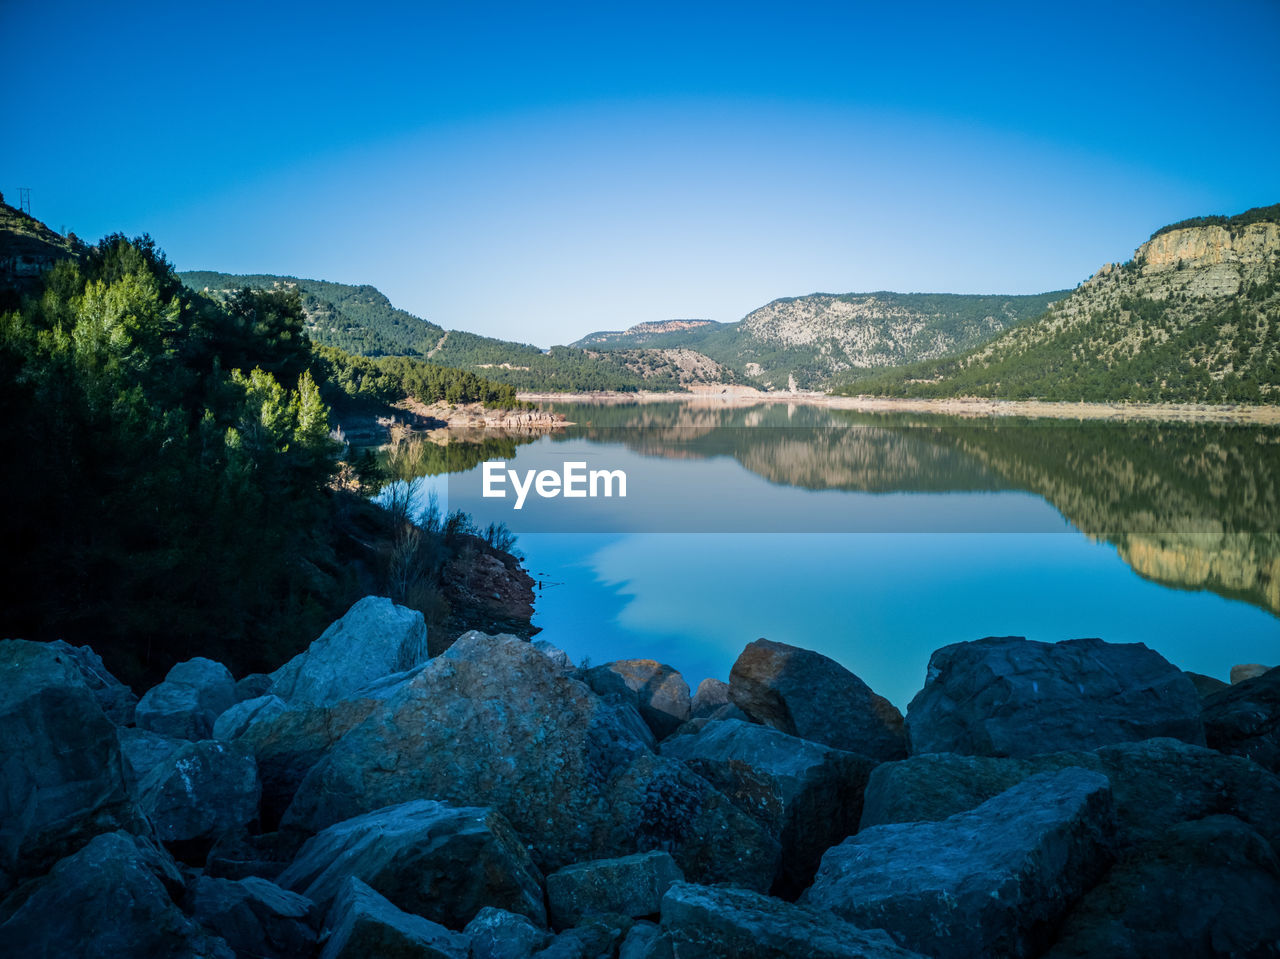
[576,319,717,346]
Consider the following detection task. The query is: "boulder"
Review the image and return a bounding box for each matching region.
[546,851,683,929]
[1230,662,1273,684]
[212,694,287,741]
[136,657,237,740]
[660,882,926,958]
[465,907,552,959]
[859,737,1280,853]
[1203,665,1280,774]
[269,595,428,706]
[320,876,469,959]
[283,633,776,885]
[47,640,137,724]
[661,718,876,896]
[533,915,633,958]
[1046,815,1280,959]
[906,636,1205,757]
[205,829,302,882]
[618,921,669,959]
[235,672,274,701]
[533,640,575,673]
[187,875,317,958]
[119,726,186,791]
[728,639,906,760]
[585,660,691,739]
[1184,671,1228,698]
[690,678,731,719]
[235,695,383,828]
[278,799,546,929]
[138,739,261,845]
[0,831,232,958]
[0,640,141,889]
[803,768,1116,959]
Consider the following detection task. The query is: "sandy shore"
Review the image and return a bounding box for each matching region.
[518,386,1280,424]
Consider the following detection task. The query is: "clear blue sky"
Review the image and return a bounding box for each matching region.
[5,0,1278,345]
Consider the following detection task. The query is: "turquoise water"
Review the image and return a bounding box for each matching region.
[400,404,1280,708]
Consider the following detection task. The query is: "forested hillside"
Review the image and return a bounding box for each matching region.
[836,205,1280,403]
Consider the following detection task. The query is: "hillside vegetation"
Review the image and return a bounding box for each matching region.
[836,204,1280,403]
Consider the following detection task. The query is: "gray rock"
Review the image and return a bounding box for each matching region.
[204,829,301,882]
[585,660,691,739]
[729,638,906,760]
[0,640,141,890]
[859,737,1280,853]
[533,640,575,673]
[1184,671,1229,698]
[47,640,137,724]
[1047,815,1280,959]
[1203,665,1280,774]
[546,851,683,929]
[662,718,876,896]
[1230,662,1273,684]
[213,694,288,741]
[0,831,232,958]
[320,876,469,959]
[804,768,1116,959]
[238,695,382,828]
[118,726,186,792]
[187,875,317,958]
[269,595,428,706]
[906,636,1205,757]
[618,920,670,959]
[465,907,552,959]
[137,656,237,740]
[283,633,778,887]
[138,739,261,843]
[533,914,633,959]
[235,672,274,701]
[690,678,731,719]
[279,799,546,929]
[660,882,926,958]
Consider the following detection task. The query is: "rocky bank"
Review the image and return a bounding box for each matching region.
[3,604,1279,957]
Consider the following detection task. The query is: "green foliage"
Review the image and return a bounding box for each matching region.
[1150,203,1280,239]
[313,344,524,408]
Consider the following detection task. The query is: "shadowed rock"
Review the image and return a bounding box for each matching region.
[690,678,732,719]
[662,718,876,897]
[187,875,317,958]
[661,882,927,958]
[729,639,906,761]
[1203,665,1280,774]
[1046,815,1280,959]
[269,596,428,706]
[906,636,1204,757]
[804,768,1116,959]
[320,876,469,959]
[48,640,137,724]
[0,640,142,890]
[137,657,237,740]
[212,694,287,741]
[138,739,261,844]
[278,799,547,929]
[585,660,691,739]
[546,851,683,929]
[465,907,552,959]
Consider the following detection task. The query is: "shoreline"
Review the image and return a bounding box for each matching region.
[518,386,1280,424]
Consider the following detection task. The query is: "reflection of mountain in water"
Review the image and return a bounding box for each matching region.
[550,402,1280,617]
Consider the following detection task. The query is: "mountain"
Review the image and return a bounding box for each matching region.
[837,204,1280,403]
[0,198,83,305]
[572,292,1065,390]
[180,271,738,392]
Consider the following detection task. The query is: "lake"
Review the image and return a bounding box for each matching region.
[390,401,1280,708]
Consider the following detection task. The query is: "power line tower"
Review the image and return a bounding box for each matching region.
[19,188,31,215]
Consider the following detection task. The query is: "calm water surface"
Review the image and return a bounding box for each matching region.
[393,402,1280,708]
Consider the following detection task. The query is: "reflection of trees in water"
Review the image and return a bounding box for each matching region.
[384,430,532,479]
[549,402,1280,616]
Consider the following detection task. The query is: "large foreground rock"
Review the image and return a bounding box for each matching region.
[138,740,261,844]
[284,633,779,885]
[47,640,138,724]
[859,736,1280,853]
[187,875,317,958]
[136,656,237,740]
[804,768,1116,959]
[906,636,1205,757]
[269,596,429,706]
[728,639,906,760]
[320,876,469,959]
[1202,665,1280,774]
[1047,815,1280,959]
[585,660,691,739]
[0,831,231,958]
[465,907,552,959]
[0,640,141,889]
[662,718,876,896]
[278,799,546,929]
[660,882,927,958]
[546,851,683,929]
